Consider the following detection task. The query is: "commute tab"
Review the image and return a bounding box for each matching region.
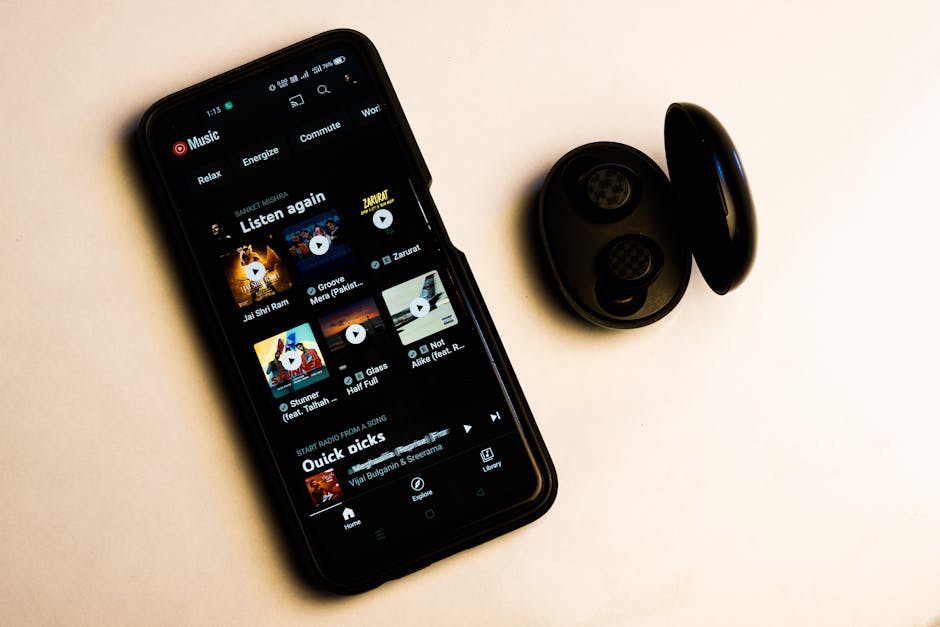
[289,112,350,152]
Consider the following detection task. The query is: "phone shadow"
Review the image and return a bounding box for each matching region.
[121,124,347,601]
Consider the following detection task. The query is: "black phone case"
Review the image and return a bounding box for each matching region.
[136,29,556,593]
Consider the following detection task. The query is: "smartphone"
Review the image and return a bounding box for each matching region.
[137,30,556,593]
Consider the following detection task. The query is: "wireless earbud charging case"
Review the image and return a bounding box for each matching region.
[537,103,756,328]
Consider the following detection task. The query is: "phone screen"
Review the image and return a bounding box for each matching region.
[140,31,554,590]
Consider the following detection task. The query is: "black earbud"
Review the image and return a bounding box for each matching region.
[537,103,757,328]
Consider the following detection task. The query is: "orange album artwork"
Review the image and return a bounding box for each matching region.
[219,237,293,308]
[305,468,343,507]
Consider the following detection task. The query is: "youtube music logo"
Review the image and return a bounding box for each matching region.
[171,129,220,157]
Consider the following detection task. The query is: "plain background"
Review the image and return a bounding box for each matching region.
[3,1,940,625]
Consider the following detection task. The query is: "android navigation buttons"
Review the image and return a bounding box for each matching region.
[345,324,366,345]
[372,208,393,229]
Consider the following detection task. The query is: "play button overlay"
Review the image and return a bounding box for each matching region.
[345,324,366,345]
[279,349,302,371]
[243,261,266,282]
[310,235,331,255]
[372,209,394,229]
[409,297,430,318]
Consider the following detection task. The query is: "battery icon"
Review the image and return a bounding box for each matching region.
[333,56,346,66]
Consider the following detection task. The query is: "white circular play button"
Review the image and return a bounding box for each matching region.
[279,349,302,371]
[345,324,366,345]
[372,209,393,229]
[310,235,331,255]
[243,261,266,282]
[409,297,430,318]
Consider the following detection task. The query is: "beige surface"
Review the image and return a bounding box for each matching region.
[3,1,940,625]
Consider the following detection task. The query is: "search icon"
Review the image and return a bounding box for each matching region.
[316,84,331,95]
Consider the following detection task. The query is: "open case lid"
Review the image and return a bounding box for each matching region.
[664,103,757,295]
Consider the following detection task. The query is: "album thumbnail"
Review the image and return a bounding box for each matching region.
[305,468,343,507]
[282,210,353,278]
[380,270,458,346]
[254,323,329,398]
[355,183,412,247]
[219,238,292,309]
[317,297,388,355]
